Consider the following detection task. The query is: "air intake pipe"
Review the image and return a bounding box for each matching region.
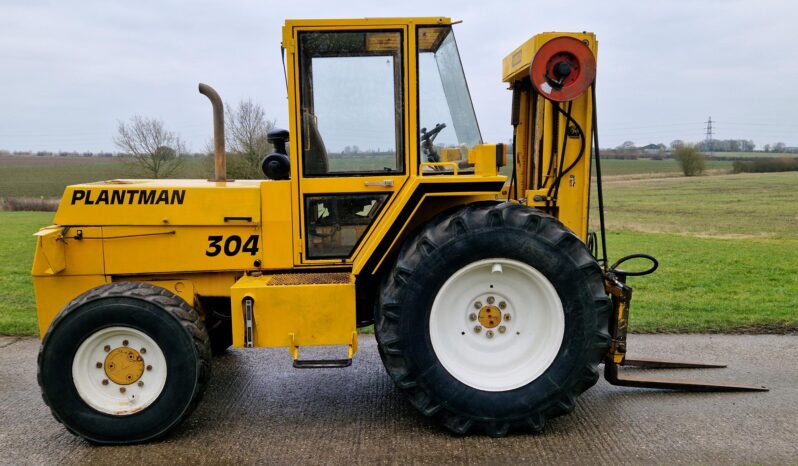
[198,83,227,181]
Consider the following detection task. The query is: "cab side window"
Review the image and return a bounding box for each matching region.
[298,31,405,176]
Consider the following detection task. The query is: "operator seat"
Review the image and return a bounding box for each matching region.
[302,111,329,175]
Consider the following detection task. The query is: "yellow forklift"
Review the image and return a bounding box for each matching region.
[33,17,764,444]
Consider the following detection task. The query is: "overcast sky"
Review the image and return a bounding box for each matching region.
[1,0,796,153]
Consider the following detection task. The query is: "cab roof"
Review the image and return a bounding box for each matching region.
[284,17,452,28]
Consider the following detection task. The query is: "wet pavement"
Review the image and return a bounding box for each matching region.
[1,334,796,465]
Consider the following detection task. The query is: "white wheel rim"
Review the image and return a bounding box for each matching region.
[72,326,167,415]
[429,258,565,392]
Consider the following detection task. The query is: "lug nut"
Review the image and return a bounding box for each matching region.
[138,381,144,387]
[473,325,482,333]
[474,301,482,309]
[95,362,102,369]
[122,340,129,346]
[498,325,507,334]
[499,301,507,309]
[103,345,111,352]
[468,313,477,321]
[119,387,126,394]
[102,379,109,385]
[486,330,494,338]
[146,365,152,371]
[504,313,512,321]
[487,296,495,304]
[140,347,146,354]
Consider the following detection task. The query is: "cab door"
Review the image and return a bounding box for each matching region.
[289,26,409,265]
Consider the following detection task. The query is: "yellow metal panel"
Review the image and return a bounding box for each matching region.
[467,144,500,177]
[439,148,462,162]
[504,32,598,241]
[260,181,294,269]
[34,275,108,338]
[141,279,195,306]
[103,226,262,274]
[180,272,239,297]
[32,228,65,275]
[230,274,356,353]
[54,180,261,226]
[32,227,104,277]
[119,272,239,297]
[515,88,532,195]
[352,177,505,275]
[502,32,597,83]
[554,88,594,239]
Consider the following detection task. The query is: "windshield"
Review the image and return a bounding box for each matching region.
[418,26,482,165]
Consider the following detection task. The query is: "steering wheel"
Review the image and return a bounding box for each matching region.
[421,123,447,163]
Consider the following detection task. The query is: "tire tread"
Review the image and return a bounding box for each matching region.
[375,202,611,436]
[37,281,211,443]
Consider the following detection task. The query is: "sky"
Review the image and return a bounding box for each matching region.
[1,0,797,153]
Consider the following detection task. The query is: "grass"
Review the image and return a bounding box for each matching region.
[0,211,52,335]
[590,171,798,333]
[592,172,798,239]
[595,159,732,177]
[606,231,797,333]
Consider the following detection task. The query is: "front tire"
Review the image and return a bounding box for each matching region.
[38,282,211,444]
[375,202,611,436]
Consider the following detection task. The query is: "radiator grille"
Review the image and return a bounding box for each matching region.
[267,272,351,286]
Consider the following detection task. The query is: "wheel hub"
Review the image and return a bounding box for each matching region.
[478,305,502,329]
[104,347,145,385]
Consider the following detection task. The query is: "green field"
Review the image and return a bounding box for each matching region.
[0,155,212,198]
[592,172,798,238]
[595,159,733,177]
[1,159,796,335]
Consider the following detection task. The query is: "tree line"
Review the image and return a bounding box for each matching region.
[615,139,794,153]
[113,99,276,178]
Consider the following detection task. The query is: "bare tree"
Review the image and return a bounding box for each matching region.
[224,99,276,179]
[115,116,186,178]
[670,139,685,150]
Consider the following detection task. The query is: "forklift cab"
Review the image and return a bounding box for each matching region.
[277,18,484,265]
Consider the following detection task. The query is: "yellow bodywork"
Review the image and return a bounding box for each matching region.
[33,18,596,363]
[231,273,357,358]
[503,32,597,240]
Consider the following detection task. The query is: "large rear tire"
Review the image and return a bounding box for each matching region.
[375,202,611,436]
[38,282,211,444]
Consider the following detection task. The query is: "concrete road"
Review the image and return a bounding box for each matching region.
[1,334,796,465]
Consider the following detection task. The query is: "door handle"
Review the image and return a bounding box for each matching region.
[364,179,394,187]
[224,216,253,223]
